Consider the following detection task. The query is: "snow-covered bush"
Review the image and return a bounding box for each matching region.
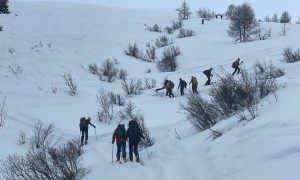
[124,43,142,59]
[156,46,181,72]
[62,72,78,96]
[118,68,128,81]
[18,130,26,144]
[177,28,196,38]
[145,23,161,32]
[180,94,220,131]
[155,35,173,48]
[0,140,86,180]
[121,79,144,96]
[100,59,118,83]
[282,47,300,63]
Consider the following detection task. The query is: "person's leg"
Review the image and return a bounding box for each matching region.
[133,142,139,162]
[81,130,84,144]
[85,129,88,143]
[207,75,211,85]
[180,87,184,95]
[116,142,121,161]
[237,67,241,74]
[121,142,126,161]
[129,142,134,162]
[232,68,238,75]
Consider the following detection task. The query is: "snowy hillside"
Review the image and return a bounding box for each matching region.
[1,1,300,180]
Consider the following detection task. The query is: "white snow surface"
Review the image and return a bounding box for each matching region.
[0,1,300,180]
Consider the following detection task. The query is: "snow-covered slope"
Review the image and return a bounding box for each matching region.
[0,1,300,180]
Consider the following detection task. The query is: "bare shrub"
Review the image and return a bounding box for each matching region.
[18,130,26,144]
[145,24,162,32]
[172,20,183,30]
[122,79,145,96]
[118,68,128,81]
[9,64,22,77]
[96,88,114,123]
[156,46,181,72]
[253,61,282,98]
[30,121,56,151]
[209,70,259,119]
[124,43,141,59]
[62,73,78,96]
[282,47,300,63]
[180,94,220,131]
[155,35,173,48]
[87,62,99,75]
[164,26,174,34]
[100,59,118,83]
[144,79,156,89]
[143,46,156,62]
[0,140,86,180]
[177,28,196,38]
[0,96,7,126]
[51,83,58,94]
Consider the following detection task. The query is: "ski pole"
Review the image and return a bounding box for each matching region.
[112,144,114,163]
[94,128,97,141]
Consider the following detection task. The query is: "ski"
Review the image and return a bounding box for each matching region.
[151,89,163,97]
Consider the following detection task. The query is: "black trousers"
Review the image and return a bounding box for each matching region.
[180,87,185,95]
[129,141,139,162]
[205,75,211,85]
[81,129,88,143]
[232,67,240,75]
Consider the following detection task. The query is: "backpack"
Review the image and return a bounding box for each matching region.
[117,124,126,139]
[129,120,141,139]
[232,61,238,68]
[192,77,198,84]
[79,117,86,130]
[182,80,187,88]
[203,70,209,75]
[170,81,175,89]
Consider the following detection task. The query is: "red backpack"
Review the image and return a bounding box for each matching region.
[170,81,175,89]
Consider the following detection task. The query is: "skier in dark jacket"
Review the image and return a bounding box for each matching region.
[156,79,169,96]
[177,78,187,95]
[126,120,145,162]
[112,124,127,162]
[79,117,96,145]
[203,68,213,85]
[232,58,242,75]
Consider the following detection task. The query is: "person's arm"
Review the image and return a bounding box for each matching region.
[88,121,96,128]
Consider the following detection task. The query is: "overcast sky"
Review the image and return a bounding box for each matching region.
[14,0,300,21]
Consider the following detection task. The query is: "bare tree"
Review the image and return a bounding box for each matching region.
[227,3,258,42]
[176,1,192,20]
